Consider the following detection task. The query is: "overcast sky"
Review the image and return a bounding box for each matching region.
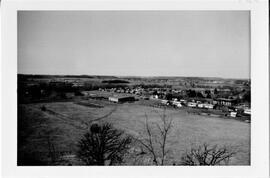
[18,11,250,79]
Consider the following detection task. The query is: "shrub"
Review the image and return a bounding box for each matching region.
[181,143,237,165]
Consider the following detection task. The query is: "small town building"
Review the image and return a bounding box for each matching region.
[244,108,251,115]
[187,102,197,107]
[198,103,204,108]
[161,99,169,105]
[172,101,182,107]
[230,112,237,117]
[197,103,214,109]
[81,91,97,97]
[108,96,135,103]
[180,99,187,104]
[213,98,237,106]
[204,103,214,109]
[150,95,159,99]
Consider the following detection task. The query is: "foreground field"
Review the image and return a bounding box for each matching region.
[18,100,250,165]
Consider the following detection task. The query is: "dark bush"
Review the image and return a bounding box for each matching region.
[102,80,129,84]
[181,143,236,165]
[77,123,132,165]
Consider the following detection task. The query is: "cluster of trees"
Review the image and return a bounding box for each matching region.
[18,82,77,102]
[134,84,172,89]
[18,82,129,103]
[84,82,129,90]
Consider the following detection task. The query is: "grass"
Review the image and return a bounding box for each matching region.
[18,100,250,165]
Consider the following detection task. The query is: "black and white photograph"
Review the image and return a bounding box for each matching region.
[1,0,269,177]
[17,10,251,166]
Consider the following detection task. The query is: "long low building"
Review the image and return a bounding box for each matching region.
[108,96,135,103]
[213,98,237,106]
[198,103,214,109]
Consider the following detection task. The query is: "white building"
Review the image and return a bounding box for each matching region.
[108,96,135,103]
[187,102,197,107]
[161,100,169,105]
[230,112,237,117]
[198,103,204,108]
[244,108,251,115]
[204,103,214,109]
[150,95,159,99]
[172,101,182,107]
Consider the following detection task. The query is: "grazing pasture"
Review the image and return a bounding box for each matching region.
[18,101,250,165]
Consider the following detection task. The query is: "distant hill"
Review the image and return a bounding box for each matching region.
[17,74,120,79]
[18,74,94,79]
[17,74,250,82]
[102,80,129,84]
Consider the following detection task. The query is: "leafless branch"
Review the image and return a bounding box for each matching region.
[181,143,237,165]
[137,108,173,165]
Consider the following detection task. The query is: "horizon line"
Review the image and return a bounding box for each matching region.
[17,73,251,80]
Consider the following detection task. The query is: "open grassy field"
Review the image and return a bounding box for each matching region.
[18,100,250,165]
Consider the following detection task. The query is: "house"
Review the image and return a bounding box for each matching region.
[244,108,251,115]
[150,95,159,99]
[198,103,204,108]
[81,91,90,96]
[180,99,187,104]
[197,103,214,109]
[81,91,95,96]
[230,112,237,117]
[235,104,250,110]
[161,100,169,105]
[187,102,197,107]
[204,103,214,109]
[108,96,135,103]
[109,97,119,103]
[172,101,182,107]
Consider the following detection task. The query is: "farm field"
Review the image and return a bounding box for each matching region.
[18,101,250,165]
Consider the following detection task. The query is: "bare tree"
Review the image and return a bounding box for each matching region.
[180,143,237,165]
[77,123,132,165]
[137,109,173,165]
[47,135,57,163]
[44,128,63,164]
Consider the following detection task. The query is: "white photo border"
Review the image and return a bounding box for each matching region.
[1,0,269,178]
